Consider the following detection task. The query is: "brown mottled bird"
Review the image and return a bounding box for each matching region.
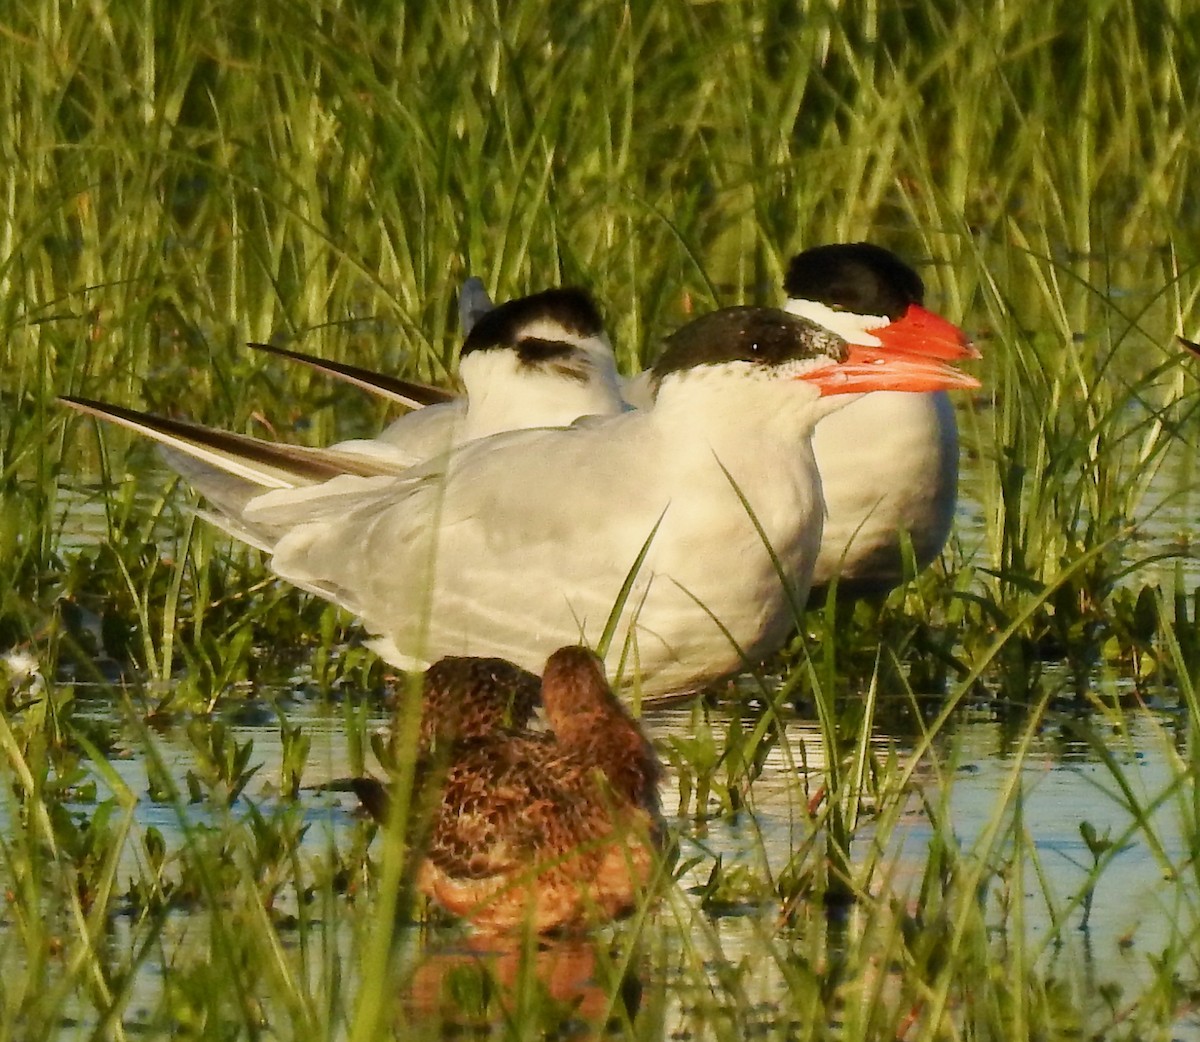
[356,645,666,934]
[411,654,542,744]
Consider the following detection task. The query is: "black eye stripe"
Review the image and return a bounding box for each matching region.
[516,337,577,364]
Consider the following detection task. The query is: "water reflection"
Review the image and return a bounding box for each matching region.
[399,934,646,1037]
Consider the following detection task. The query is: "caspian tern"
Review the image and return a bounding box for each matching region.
[780,243,978,596]
[352,645,664,933]
[62,306,978,695]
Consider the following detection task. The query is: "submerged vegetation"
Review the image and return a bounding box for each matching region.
[3,0,1200,1037]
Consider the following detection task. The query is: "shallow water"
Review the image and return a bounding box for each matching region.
[27,682,1199,1040]
[37,382,1200,1037]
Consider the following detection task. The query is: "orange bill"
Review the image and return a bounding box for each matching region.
[873,304,979,360]
[801,344,982,396]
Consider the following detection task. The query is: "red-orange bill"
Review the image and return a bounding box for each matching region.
[802,344,982,396]
[874,304,980,360]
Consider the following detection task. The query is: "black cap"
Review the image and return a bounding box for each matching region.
[461,287,605,366]
[784,243,924,319]
[651,307,847,382]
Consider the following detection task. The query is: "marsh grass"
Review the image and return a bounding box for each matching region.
[3,0,1200,1037]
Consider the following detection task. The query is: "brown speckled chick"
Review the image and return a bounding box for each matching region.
[358,646,665,934]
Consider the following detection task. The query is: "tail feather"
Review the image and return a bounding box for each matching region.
[62,395,397,482]
[61,395,411,547]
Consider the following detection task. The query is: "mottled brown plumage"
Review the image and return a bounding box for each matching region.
[410,655,541,744]
[360,646,665,934]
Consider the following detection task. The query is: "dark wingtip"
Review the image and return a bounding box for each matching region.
[459,276,495,335]
[1177,335,1200,359]
[59,393,123,414]
[247,341,455,407]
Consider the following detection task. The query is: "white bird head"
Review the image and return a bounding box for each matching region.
[650,305,978,399]
[458,287,625,435]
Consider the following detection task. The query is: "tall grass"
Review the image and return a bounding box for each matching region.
[6,0,1198,692]
[2,0,1200,1037]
